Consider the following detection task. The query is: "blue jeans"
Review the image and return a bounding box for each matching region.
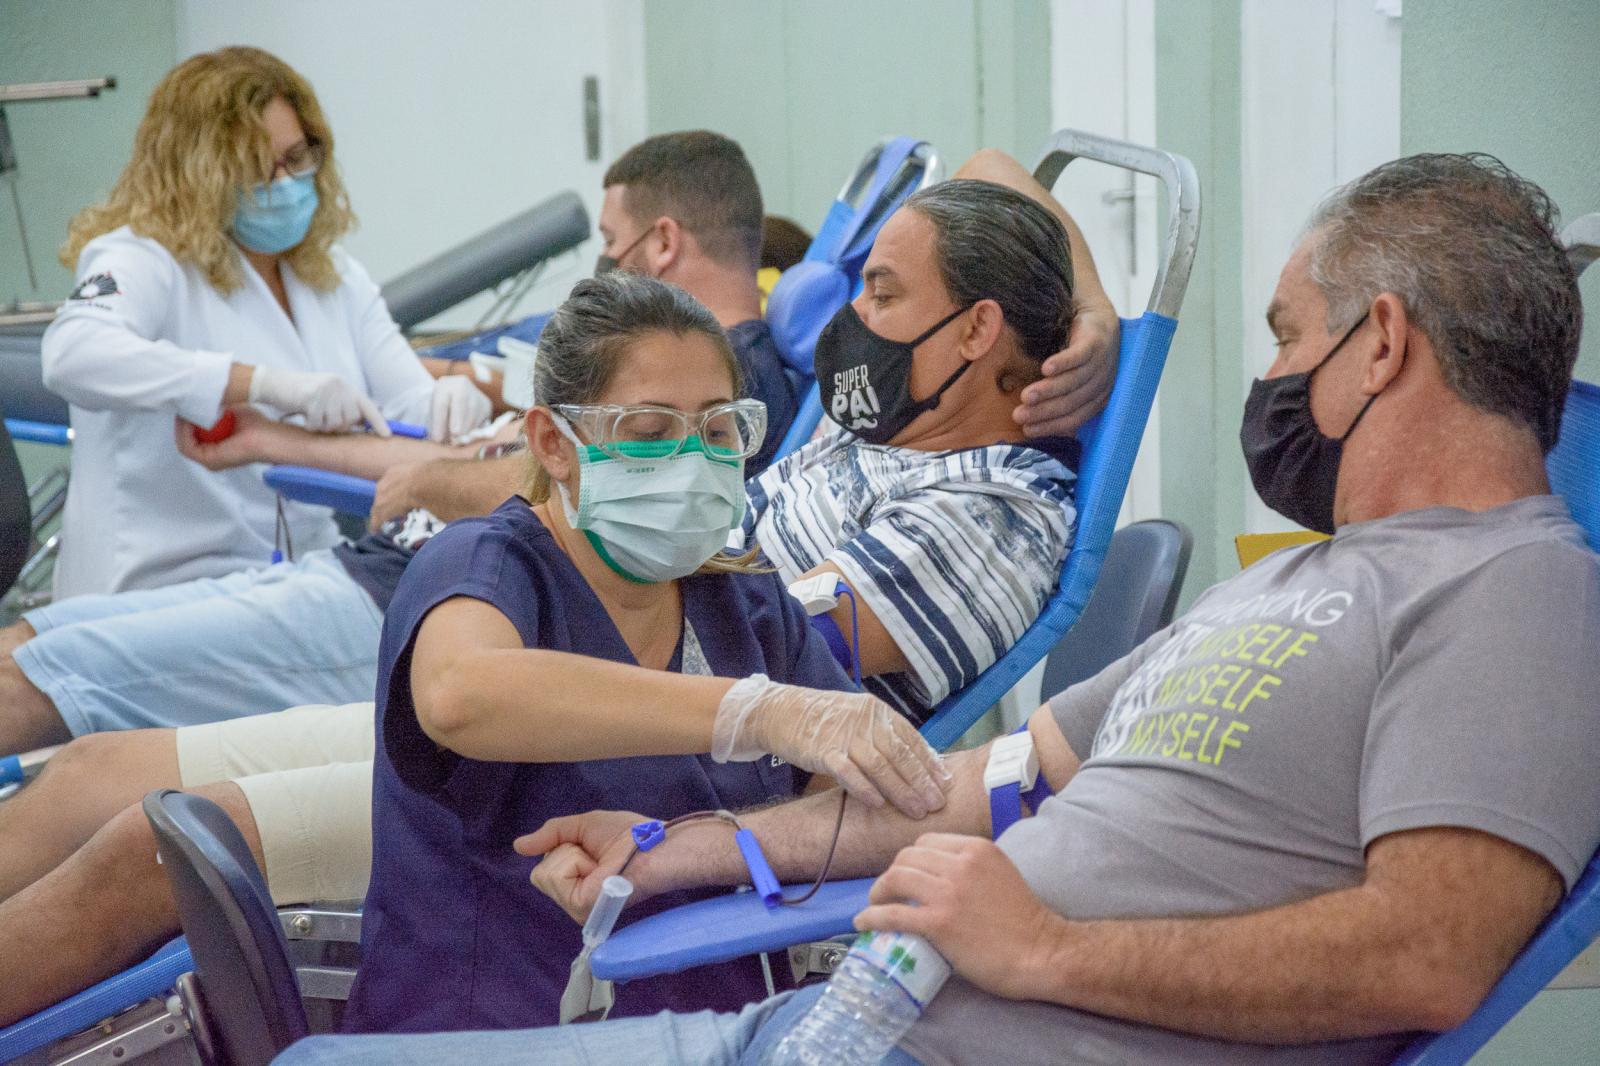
[273,985,925,1065]
[15,550,383,739]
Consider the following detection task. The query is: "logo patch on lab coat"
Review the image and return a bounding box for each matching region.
[69,273,119,301]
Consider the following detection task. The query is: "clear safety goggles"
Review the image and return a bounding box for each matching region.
[552,399,767,461]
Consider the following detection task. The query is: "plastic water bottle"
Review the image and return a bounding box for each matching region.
[764,931,951,1066]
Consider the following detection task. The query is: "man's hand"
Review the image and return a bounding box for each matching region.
[1014,301,1120,439]
[368,461,428,530]
[175,406,282,470]
[855,833,1059,1001]
[515,810,648,924]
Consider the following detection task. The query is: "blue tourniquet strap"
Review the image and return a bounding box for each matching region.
[989,781,1025,839]
[809,613,854,678]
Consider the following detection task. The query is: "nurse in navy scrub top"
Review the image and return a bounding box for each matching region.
[345,273,951,1033]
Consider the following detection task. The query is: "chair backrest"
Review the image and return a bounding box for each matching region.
[0,410,30,598]
[1392,378,1600,1064]
[768,137,941,458]
[917,130,1200,750]
[143,789,308,1066]
[1040,519,1191,699]
[0,328,70,426]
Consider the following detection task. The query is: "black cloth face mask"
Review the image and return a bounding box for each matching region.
[594,227,652,277]
[813,302,971,445]
[1239,311,1375,534]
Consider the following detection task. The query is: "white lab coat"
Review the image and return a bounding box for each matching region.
[41,226,435,598]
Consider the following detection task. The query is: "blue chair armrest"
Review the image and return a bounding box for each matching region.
[590,878,872,983]
[4,419,71,447]
[262,466,378,516]
[0,937,192,1061]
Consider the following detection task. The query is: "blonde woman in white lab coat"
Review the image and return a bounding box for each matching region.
[40,46,489,599]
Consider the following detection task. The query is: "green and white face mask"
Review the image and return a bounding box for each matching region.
[551,414,747,584]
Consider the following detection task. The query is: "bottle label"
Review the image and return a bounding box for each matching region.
[850,931,951,1007]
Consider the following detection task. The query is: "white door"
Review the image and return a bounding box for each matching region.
[1239,0,1402,533]
[177,0,646,331]
[1049,0,1161,528]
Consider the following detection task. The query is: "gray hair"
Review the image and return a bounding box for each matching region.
[524,272,740,503]
[1304,153,1581,452]
[904,179,1075,363]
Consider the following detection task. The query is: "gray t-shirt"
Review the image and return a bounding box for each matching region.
[900,496,1600,1066]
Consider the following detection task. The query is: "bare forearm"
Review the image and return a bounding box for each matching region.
[1031,888,1469,1043]
[408,454,525,521]
[638,745,993,897]
[259,428,471,480]
[224,362,255,406]
[424,649,736,761]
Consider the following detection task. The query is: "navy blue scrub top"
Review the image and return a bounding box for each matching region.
[344,498,853,1034]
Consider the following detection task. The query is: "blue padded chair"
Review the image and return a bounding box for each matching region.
[1039,518,1191,700]
[771,135,940,454]
[591,128,1201,986]
[769,136,941,458]
[1,326,71,447]
[0,936,195,1063]
[145,788,309,1066]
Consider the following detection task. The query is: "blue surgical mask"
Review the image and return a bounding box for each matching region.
[233,174,319,254]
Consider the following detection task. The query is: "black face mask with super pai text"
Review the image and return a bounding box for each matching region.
[812,303,971,445]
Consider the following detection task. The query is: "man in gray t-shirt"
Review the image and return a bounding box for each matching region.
[898,494,1600,1066]
[271,158,1599,1066]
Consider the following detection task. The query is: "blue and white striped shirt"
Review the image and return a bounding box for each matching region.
[744,431,1077,721]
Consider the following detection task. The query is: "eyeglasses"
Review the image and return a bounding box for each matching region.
[553,399,768,461]
[270,139,324,180]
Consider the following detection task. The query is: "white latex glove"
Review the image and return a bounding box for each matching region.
[429,375,494,443]
[248,365,389,436]
[712,674,952,818]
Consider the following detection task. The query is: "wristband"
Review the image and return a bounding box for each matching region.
[984,731,1040,839]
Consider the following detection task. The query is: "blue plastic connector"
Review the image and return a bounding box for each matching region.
[735,828,782,910]
[0,755,23,788]
[631,820,666,851]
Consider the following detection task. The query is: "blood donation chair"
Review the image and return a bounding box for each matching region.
[587,124,1200,982]
[766,136,942,458]
[260,136,941,516]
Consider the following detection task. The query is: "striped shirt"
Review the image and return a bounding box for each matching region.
[744,430,1077,721]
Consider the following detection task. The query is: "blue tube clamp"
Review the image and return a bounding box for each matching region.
[631,820,666,851]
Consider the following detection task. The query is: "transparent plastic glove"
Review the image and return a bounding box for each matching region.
[429,375,493,442]
[712,674,952,818]
[248,365,388,435]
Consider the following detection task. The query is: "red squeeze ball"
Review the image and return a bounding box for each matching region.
[192,411,238,444]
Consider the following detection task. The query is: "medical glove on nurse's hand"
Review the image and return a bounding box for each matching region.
[712,674,952,819]
[248,364,390,435]
[428,375,494,442]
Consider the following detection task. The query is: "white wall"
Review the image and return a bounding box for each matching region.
[177,0,646,330]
